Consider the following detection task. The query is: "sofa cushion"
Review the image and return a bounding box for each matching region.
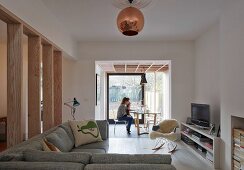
[0,162,85,170]
[59,122,75,142]
[45,127,74,152]
[0,153,23,161]
[91,154,172,164]
[96,120,109,140]
[69,120,103,147]
[73,140,109,152]
[85,164,176,170]
[71,148,106,154]
[23,149,91,164]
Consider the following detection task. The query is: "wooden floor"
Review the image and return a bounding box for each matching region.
[109,124,213,170]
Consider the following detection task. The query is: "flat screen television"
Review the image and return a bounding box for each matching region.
[191,103,210,128]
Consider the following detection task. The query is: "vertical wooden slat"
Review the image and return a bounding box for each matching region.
[53,51,62,126]
[42,45,54,132]
[7,23,23,148]
[28,36,41,138]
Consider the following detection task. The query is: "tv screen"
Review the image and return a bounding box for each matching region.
[191,103,210,127]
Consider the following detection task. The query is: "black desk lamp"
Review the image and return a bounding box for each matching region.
[64,98,80,120]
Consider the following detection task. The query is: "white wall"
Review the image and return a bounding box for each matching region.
[194,23,220,125]
[62,41,195,123]
[0,0,77,59]
[219,1,244,169]
[95,65,105,120]
[62,57,77,121]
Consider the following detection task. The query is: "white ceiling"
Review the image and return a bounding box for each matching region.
[41,0,226,42]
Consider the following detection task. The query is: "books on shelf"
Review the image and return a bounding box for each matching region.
[181,123,220,168]
[196,145,206,153]
[233,129,244,170]
[204,142,213,150]
[181,135,194,145]
[241,135,244,148]
[234,146,244,160]
[191,133,211,142]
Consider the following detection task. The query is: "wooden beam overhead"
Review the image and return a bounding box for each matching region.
[156,64,167,72]
[53,51,63,126]
[42,45,54,132]
[28,36,41,138]
[145,64,153,72]
[0,5,20,24]
[113,64,116,73]
[99,63,169,73]
[0,4,68,57]
[135,64,140,73]
[7,23,23,148]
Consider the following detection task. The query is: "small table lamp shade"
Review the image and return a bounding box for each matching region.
[73,98,80,107]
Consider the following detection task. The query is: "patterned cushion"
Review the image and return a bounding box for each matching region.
[69,120,103,147]
[42,138,60,152]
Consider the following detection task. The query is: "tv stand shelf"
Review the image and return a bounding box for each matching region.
[181,122,220,169]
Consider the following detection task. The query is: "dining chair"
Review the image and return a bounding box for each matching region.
[113,119,127,134]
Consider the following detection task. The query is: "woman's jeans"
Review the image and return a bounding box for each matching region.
[118,115,133,130]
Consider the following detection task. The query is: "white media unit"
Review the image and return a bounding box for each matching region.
[181,122,220,169]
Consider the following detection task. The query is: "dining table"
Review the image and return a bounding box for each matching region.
[130,111,161,135]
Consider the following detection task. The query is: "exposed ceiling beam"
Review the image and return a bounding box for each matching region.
[125,64,127,73]
[113,64,116,73]
[155,64,167,72]
[135,64,140,73]
[145,64,153,72]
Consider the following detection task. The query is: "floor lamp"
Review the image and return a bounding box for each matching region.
[64,98,80,120]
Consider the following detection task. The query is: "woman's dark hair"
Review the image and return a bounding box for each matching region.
[121,97,130,104]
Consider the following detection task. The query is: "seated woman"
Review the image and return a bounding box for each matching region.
[117,97,133,134]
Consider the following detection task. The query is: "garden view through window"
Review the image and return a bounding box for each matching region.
[107,72,168,123]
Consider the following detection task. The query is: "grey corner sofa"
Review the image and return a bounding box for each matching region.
[0,120,176,170]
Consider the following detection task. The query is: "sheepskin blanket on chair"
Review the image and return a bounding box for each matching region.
[149,119,180,141]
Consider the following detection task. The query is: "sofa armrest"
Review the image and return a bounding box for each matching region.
[0,161,84,170]
[96,120,109,140]
[91,153,172,164]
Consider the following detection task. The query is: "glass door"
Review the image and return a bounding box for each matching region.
[107,73,144,124]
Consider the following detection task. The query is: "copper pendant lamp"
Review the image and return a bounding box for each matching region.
[117,0,144,36]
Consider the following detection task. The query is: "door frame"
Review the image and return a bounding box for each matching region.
[107,73,145,124]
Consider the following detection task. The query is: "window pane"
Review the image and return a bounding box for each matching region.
[144,72,164,113]
[145,73,155,112]
[108,75,142,120]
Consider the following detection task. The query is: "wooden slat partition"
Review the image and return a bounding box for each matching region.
[28,36,41,138]
[42,45,54,132]
[0,3,67,147]
[53,51,62,126]
[7,23,23,148]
